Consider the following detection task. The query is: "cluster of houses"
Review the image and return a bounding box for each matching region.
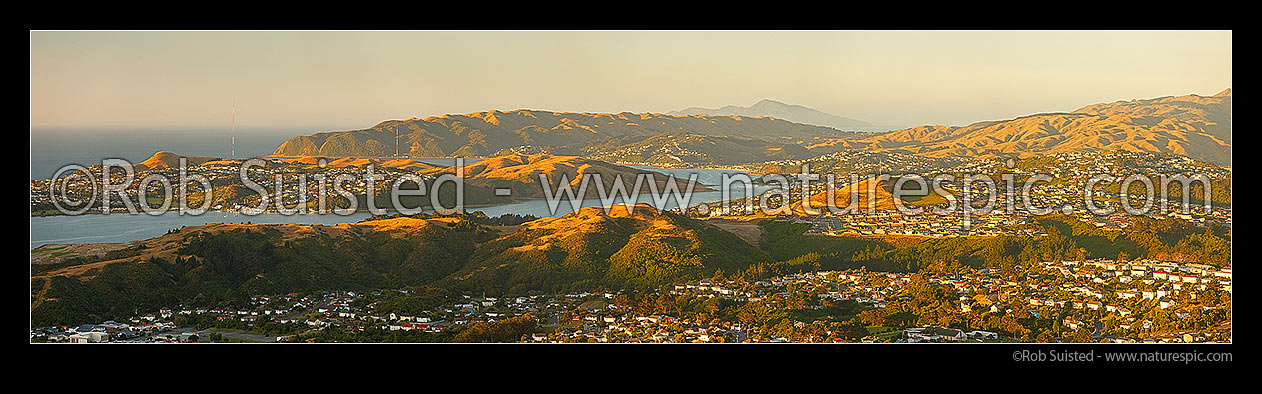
[1029,259,1230,339]
[701,150,1231,234]
[760,151,970,177]
[595,136,712,168]
[994,151,1230,228]
[544,308,746,343]
[32,319,178,343]
[33,254,1229,343]
[799,209,1039,237]
[548,272,964,343]
[263,291,577,334]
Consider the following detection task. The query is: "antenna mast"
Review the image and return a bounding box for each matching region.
[395,124,400,157]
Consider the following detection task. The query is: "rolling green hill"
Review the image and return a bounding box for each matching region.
[30,217,493,326]
[440,204,768,294]
[30,207,768,325]
[29,208,1230,326]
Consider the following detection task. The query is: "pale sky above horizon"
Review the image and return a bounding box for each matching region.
[30,30,1231,131]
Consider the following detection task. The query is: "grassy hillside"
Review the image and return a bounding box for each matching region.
[856,90,1232,165]
[441,205,768,294]
[30,209,1229,326]
[272,110,847,160]
[30,218,494,326]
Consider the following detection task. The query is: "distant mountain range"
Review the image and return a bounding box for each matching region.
[668,99,873,130]
[270,89,1231,167]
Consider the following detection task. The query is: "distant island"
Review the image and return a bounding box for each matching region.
[668,99,873,130]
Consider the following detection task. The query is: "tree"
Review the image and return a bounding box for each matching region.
[1069,327,1093,343]
[832,323,869,340]
[1074,247,1088,261]
[1035,330,1055,343]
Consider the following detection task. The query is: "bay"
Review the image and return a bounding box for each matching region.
[30,166,770,249]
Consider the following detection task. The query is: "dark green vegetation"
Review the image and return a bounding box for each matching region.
[31,245,142,276]
[280,314,538,343]
[33,208,767,325]
[30,208,1229,326]
[602,289,871,343]
[440,207,769,294]
[1030,215,1231,268]
[750,214,1230,281]
[351,286,450,321]
[31,221,492,327]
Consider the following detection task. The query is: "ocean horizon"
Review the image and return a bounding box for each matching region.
[30,127,317,180]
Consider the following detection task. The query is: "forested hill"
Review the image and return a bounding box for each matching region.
[31,207,1230,326]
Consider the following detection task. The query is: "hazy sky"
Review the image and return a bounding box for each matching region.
[30,30,1231,131]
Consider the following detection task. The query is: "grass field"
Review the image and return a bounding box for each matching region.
[866,326,903,340]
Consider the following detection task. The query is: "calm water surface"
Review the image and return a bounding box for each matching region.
[30,166,769,249]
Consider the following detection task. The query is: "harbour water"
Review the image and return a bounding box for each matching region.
[31,128,774,248]
[30,165,770,249]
